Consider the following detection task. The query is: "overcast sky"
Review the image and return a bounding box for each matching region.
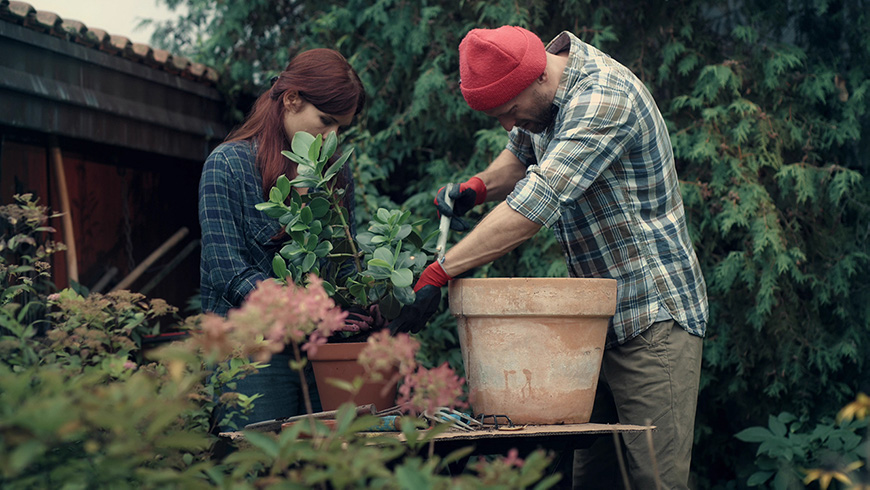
[27,0,185,45]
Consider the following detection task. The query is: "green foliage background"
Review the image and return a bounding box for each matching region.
[153,0,870,485]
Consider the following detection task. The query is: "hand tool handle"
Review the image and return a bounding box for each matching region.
[244,403,376,432]
[436,184,455,260]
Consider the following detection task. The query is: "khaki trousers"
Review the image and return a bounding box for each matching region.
[572,320,703,489]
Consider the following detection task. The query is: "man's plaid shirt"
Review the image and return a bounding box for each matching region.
[505,31,708,345]
[199,141,278,316]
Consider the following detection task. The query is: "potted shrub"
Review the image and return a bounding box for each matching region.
[254,131,434,409]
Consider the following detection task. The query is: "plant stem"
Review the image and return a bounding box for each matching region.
[330,187,362,273]
[291,341,318,436]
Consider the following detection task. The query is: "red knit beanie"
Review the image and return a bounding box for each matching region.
[459,26,546,111]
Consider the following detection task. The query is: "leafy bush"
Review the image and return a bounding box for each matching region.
[0,196,559,489]
[735,394,870,489]
[255,131,433,320]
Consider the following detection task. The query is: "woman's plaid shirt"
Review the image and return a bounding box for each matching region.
[505,32,708,345]
[198,141,277,316]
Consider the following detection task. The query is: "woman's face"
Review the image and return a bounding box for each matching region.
[282,94,355,143]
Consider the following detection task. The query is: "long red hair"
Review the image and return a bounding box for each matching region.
[225,48,366,197]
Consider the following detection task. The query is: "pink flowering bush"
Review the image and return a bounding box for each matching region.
[398,362,467,416]
[358,329,467,414]
[193,276,346,362]
[193,278,467,416]
[0,193,560,489]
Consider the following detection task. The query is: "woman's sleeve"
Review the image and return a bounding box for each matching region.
[198,150,269,312]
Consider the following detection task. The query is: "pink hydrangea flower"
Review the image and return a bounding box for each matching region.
[358,330,419,378]
[191,276,347,363]
[397,362,466,415]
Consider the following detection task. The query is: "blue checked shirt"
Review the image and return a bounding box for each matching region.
[199,141,279,316]
[505,32,708,345]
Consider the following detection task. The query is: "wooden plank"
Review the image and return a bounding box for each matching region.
[403,423,652,443]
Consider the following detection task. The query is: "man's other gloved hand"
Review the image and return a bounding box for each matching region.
[388,285,442,335]
[413,261,452,292]
[389,262,452,335]
[434,176,487,232]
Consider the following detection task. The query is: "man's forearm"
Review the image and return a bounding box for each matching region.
[475,149,527,202]
[441,201,542,277]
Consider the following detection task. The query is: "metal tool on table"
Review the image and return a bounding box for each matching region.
[435,183,456,261]
[244,403,376,432]
[427,407,483,431]
[476,413,516,430]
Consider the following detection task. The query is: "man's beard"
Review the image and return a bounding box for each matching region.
[517,90,557,134]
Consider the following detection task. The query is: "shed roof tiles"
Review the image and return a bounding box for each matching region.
[0,0,218,85]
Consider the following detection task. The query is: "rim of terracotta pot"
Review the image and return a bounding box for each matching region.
[307,341,367,361]
[448,277,617,317]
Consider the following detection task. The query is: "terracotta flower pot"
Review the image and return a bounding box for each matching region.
[449,277,617,425]
[308,341,398,411]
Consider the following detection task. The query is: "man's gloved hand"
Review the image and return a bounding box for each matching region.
[434,176,487,232]
[389,262,453,335]
[413,261,452,292]
[388,285,442,335]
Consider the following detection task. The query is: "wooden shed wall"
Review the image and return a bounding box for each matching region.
[1,138,203,308]
[0,4,227,309]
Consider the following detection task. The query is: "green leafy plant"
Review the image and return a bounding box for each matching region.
[0,194,65,333]
[0,190,560,488]
[255,131,433,321]
[735,397,870,489]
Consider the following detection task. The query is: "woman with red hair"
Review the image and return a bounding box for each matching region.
[199,48,366,430]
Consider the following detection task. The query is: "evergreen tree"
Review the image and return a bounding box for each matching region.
[152,0,870,484]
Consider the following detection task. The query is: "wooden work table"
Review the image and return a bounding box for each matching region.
[378,422,654,457]
[221,422,654,458]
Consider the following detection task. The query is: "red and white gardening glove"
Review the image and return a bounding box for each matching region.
[413,261,452,292]
[434,177,487,232]
[389,262,452,335]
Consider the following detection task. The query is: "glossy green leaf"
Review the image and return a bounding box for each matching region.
[349,282,366,302]
[390,268,413,288]
[278,212,297,227]
[288,176,319,188]
[324,148,353,181]
[367,259,392,269]
[281,149,311,167]
[396,224,412,241]
[289,221,308,232]
[308,133,323,163]
[329,149,353,176]
[272,255,289,281]
[307,197,330,218]
[373,247,394,265]
[308,220,323,237]
[300,206,313,225]
[276,174,291,199]
[291,131,316,157]
[313,241,333,258]
[323,131,338,159]
[301,252,316,272]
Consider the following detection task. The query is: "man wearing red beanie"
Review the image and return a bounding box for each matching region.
[389,25,708,489]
